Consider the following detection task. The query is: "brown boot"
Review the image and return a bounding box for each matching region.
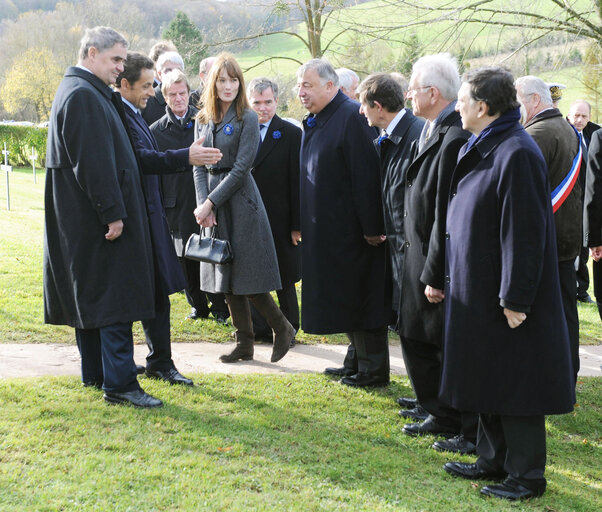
[220,295,254,363]
[248,293,295,362]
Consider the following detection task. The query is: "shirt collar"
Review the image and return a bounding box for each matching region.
[384,109,406,135]
[121,96,139,114]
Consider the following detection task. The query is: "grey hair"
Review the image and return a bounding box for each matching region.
[161,69,190,96]
[297,59,339,87]
[390,72,409,96]
[514,76,553,106]
[336,68,359,91]
[411,53,460,101]
[156,51,185,72]
[78,26,128,61]
[247,77,279,100]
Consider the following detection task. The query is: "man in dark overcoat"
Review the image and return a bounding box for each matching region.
[247,77,302,341]
[516,75,582,382]
[44,27,161,408]
[150,70,229,324]
[584,130,602,321]
[142,51,184,125]
[442,67,575,501]
[297,59,390,387]
[116,52,221,386]
[396,54,477,452]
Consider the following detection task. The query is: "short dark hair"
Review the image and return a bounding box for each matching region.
[116,51,154,88]
[358,73,405,113]
[463,67,520,116]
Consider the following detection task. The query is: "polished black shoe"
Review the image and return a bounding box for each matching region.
[481,478,545,500]
[577,293,594,304]
[341,373,390,387]
[396,396,418,408]
[398,405,429,421]
[145,368,194,386]
[104,389,163,408]
[136,364,146,375]
[186,308,209,320]
[324,366,356,377]
[443,462,506,481]
[402,415,459,437]
[433,434,477,454]
[212,313,229,325]
[83,379,103,390]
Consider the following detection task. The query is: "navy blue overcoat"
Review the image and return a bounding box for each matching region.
[440,121,575,416]
[300,91,388,334]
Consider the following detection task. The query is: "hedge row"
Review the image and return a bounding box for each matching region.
[0,125,47,167]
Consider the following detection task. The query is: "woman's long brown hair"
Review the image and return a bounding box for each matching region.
[196,52,249,124]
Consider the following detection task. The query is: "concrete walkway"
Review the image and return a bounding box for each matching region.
[1,342,601,379]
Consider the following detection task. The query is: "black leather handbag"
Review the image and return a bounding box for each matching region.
[184,227,233,264]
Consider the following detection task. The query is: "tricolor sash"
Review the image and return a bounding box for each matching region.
[551,128,582,213]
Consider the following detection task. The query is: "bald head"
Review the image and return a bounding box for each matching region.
[568,100,592,132]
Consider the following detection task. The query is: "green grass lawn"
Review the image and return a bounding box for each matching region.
[0,374,599,511]
[1,167,600,346]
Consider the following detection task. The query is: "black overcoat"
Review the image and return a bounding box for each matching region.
[142,84,167,126]
[585,130,602,247]
[398,109,469,343]
[150,106,199,256]
[375,109,424,308]
[440,121,575,416]
[300,91,388,334]
[44,67,155,329]
[252,114,302,287]
[123,104,187,296]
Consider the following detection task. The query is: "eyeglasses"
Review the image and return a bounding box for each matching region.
[407,85,433,95]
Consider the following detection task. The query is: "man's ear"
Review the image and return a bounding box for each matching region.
[374,100,384,112]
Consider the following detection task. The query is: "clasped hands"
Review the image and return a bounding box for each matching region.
[194,199,216,228]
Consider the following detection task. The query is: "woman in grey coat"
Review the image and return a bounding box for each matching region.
[193,53,294,363]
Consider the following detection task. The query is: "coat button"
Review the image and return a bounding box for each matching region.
[445,275,450,284]
[451,190,457,197]
[405,241,410,248]
[445,232,450,240]
[407,180,413,188]
[404,210,408,217]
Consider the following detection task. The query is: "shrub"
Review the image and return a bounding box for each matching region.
[0,125,47,167]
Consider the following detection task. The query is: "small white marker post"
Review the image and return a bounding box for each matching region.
[30,146,37,184]
[1,142,12,211]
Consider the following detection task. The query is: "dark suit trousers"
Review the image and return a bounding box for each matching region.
[141,297,175,372]
[179,257,229,317]
[593,259,602,321]
[558,259,580,380]
[576,247,590,298]
[345,327,390,378]
[75,323,140,393]
[400,336,460,429]
[251,283,300,336]
[477,414,547,488]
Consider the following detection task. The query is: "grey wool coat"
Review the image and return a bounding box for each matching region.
[193,105,282,295]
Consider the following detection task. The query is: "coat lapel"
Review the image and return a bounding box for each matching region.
[254,115,283,167]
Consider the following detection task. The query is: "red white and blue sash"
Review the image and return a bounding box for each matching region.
[551,129,582,213]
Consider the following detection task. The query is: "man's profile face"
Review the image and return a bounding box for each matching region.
[88,44,127,86]
[358,99,380,128]
[297,68,335,115]
[455,82,481,135]
[249,87,278,124]
[165,81,189,118]
[122,68,156,110]
[342,77,359,100]
[568,102,591,131]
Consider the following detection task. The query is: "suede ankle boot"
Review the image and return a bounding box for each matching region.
[248,293,295,362]
[220,295,254,363]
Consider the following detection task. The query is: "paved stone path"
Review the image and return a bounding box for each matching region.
[1,342,601,379]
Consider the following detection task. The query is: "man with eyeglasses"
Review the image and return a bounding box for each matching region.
[397,54,478,455]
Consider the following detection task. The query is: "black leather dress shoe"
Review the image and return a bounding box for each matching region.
[481,478,545,500]
[145,368,194,386]
[398,405,429,421]
[324,366,356,377]
[443,462,506,481]
[136,364,145,375]
[402,415,460,437]
[577,293,594,304]
[433,434,477,454]
[396,397,418,408]
[186,308,209,320]
[212,313,229,325]
[341,373,390,387]
[83,379,103,390]
[104,389,163,408]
